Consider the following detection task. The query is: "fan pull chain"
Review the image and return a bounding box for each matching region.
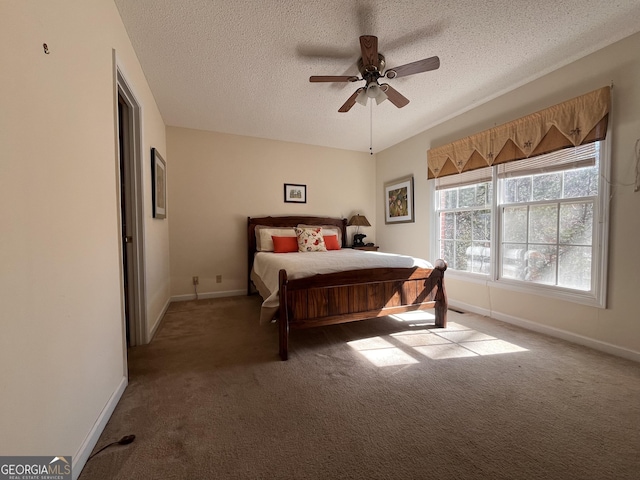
[369,101,373,155]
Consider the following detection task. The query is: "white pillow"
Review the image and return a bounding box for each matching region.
[255,226,296,252]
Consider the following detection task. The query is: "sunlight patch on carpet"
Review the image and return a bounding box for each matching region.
[348,337,420,366]
[391,330,451,347]
[461,339,528,355]
[348,321,528,366]
[433,330,496,343]
[348,337,396,350]
[413,343,478,359]
[356,347,421,367]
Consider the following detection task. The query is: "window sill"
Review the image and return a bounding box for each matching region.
[443,269,490,285]
[489,278,605,309]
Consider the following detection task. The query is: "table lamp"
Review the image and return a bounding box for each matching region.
[347,214,371,247]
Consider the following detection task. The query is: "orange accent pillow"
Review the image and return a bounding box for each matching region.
[272,235,299,253]
[324,235,341,250]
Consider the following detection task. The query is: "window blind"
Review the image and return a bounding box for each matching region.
[497,143,597,178]
[435,166,492,190]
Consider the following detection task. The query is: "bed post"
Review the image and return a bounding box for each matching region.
[247,217,254,295]
[434,259,448,328]
[278,269,289,360]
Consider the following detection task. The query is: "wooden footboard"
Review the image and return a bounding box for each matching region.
[277,259,447,360]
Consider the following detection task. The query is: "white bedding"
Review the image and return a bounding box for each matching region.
[252,249,434,324]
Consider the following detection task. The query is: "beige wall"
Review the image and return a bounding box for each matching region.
[377,32,640,358]
[167,127,375,298]
[0,0,169,472]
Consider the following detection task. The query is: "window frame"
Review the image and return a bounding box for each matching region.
[435,181,493,275]
[432,135,611,308]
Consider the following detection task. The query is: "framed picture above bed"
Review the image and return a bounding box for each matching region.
[384,175,414,224]
[151,147,167,219]
[284,183,306,203]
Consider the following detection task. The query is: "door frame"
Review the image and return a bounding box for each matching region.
[115,59,147,347]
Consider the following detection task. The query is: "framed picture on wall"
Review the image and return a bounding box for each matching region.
[384,175,414,224]
[284,183,306,203]
[151,148,167,219]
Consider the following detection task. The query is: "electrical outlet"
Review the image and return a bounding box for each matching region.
[192,276,199,285]
[216,275,222,283]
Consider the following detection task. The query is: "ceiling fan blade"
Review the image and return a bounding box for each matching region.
[310,75,359,83]
[385,56,440,79]
[381,84,409,108]
[359,35,379,70]
[338,88,364,113]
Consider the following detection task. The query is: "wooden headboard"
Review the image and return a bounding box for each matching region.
[247,215,348,293]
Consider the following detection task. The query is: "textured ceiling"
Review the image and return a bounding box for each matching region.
[114,0,640,153]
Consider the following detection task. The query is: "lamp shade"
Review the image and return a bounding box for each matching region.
[348,214,371,227]
[374,87,388,105]
[357,83,389,107]
[366,83,380,98]
[355,88,368,106]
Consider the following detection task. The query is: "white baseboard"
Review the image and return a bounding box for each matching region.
[148,297,171,341]
[73,375,128,480]
[449,299,640,363]
[170,289,246,303]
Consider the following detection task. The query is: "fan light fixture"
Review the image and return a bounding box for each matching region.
[356,82,388,106]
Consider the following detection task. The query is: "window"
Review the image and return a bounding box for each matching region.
[435,141,609,307]
[436,169,492,273]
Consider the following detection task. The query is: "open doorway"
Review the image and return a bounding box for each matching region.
[116,67,147,347]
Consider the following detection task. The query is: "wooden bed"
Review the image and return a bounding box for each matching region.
[248,215,448,360]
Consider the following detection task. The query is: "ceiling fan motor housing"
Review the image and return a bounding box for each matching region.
[358,54,386,82]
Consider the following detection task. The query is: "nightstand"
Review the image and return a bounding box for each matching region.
[351,245,379,251]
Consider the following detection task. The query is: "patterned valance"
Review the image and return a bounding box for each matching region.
[427,86,610,179]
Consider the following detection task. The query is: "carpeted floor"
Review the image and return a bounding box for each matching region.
[79,296,640,479]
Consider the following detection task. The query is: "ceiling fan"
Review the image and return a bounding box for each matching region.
[309,35,440,112]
